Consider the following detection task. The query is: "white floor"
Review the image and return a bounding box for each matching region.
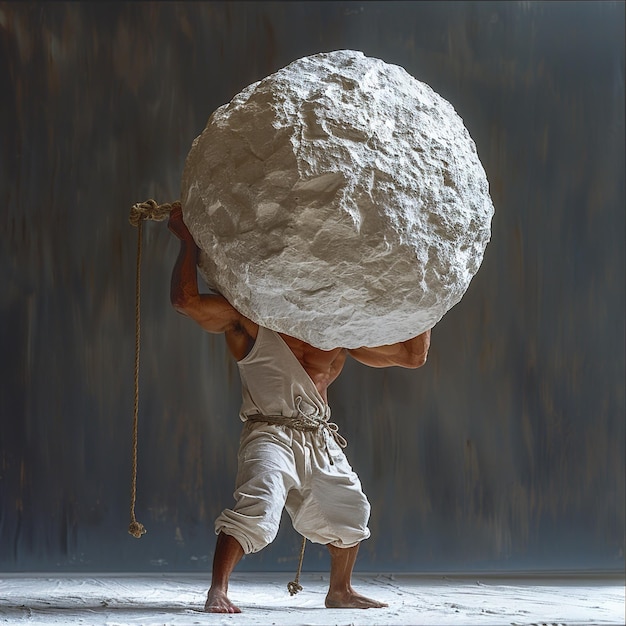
[0,572,623,625]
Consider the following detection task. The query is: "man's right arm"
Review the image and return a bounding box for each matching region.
[168,207,242,335]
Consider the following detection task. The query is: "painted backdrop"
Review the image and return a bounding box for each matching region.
[1,1,624,573]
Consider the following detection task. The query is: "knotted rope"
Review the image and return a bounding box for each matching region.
[287,536,307,595]
[128,199,176,227]
[246,396,347,465]
[127,199,180,539]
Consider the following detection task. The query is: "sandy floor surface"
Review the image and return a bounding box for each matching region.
[0,571,623,625]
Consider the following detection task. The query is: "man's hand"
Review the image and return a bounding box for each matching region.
[168,204,194,241]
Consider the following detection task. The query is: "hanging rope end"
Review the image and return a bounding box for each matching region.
[128,520,147,538]
[287,535,307,595]
[287,580,303,596]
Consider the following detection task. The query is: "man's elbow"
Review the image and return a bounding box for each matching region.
[406,350,428,369]
[171,292,195,317]
[402,330,431,368]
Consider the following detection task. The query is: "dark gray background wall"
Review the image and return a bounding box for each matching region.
[0,1,624,573]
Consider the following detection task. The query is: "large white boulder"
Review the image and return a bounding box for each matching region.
[181,50,494,350]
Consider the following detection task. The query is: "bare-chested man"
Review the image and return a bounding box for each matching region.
[168,206,431,613]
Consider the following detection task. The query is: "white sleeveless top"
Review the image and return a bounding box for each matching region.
[237,326,329,422]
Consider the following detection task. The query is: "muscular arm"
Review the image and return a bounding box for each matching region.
[168,208,243,335]
[348,329,431,369]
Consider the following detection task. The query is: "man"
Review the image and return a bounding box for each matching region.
[168,206,431,613]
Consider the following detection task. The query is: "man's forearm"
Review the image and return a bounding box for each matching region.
[348,329,431,369]
[170,239,200,311]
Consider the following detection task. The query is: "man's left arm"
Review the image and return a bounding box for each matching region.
[348,329,431,369]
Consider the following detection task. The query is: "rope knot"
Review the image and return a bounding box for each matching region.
[129,199,179,227]
[287,580,303,596]
[128,520,147,538]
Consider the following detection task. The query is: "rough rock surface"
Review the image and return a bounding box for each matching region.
[181,50,494,350]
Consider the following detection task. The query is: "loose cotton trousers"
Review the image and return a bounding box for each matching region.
[215,420,371,554]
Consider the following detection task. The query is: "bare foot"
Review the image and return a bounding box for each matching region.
[204,588,241,613]
[325,587,388,609]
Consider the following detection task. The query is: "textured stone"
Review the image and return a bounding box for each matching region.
[181,50,494,350]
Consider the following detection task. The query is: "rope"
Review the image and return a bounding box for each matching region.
[247,396,347,465]
[128,216,146,538]
[127,199,180,539]
[287,536,307,595]
[128,199,176,227]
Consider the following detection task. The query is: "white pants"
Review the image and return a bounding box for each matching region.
[215,420,371,554]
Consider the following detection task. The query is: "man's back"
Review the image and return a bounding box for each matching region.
[238,326,331,419]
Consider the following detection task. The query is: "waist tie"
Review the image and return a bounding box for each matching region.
[245,396,347,463]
